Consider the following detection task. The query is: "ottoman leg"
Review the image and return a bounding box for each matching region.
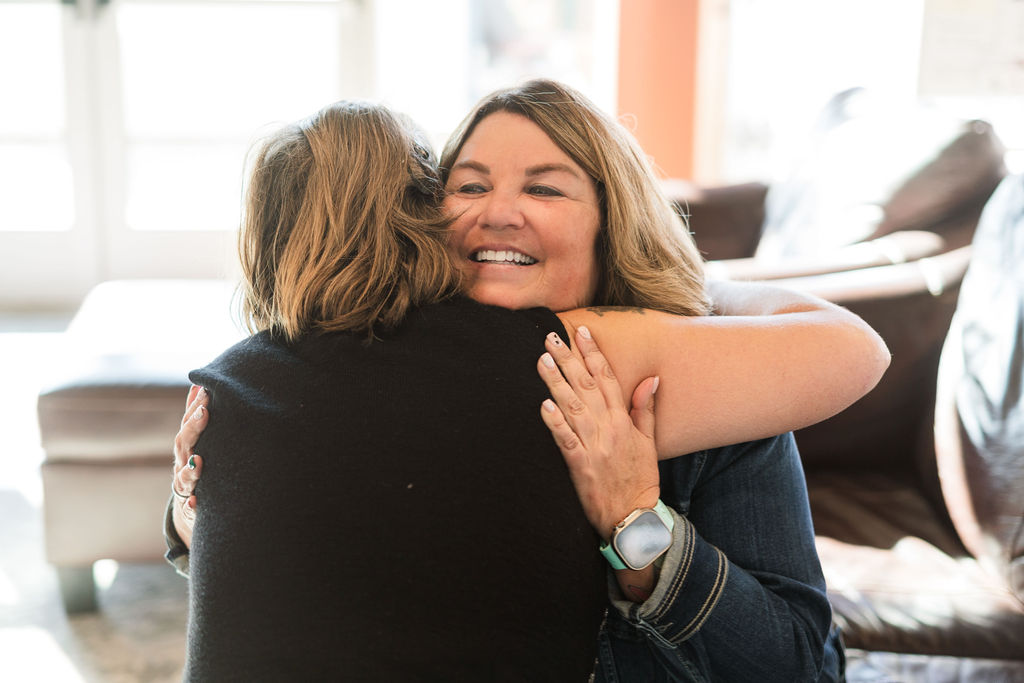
[57,565,97,613]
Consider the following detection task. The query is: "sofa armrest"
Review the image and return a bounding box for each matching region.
[767,245,971,303]
[707,230,947,282]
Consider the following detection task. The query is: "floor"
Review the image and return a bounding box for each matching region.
[0,313,187,682]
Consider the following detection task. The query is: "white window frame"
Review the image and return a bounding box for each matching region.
[1,0,366,310]
[2,0,618,310]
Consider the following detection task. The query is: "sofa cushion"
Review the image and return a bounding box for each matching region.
[756,88,1005,260]
[935,174,1024,601]
[809,471,1024,660]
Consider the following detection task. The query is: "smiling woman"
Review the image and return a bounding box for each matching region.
[444,112,602,311]
[440,81,711,321]
[434,79,855,681]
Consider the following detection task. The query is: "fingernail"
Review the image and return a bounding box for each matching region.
[188,454,197,470]
[547,332,563,347]
[197,387,207,400]
[652,376,660,395]
[542,399,556,413]
[578,325,591,340]
[192,405,205,421]
[541,353,556,368]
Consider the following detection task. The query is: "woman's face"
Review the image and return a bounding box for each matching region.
[444,112,601,312]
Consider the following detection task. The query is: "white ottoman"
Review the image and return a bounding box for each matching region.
[37,280,243,611]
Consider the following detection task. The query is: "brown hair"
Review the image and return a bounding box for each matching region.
[441,79,710,316]
[239,100,461,341]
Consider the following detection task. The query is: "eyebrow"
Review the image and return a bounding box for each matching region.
[525,163,584,180]
[450,160,584,180]
[450,160,489,174]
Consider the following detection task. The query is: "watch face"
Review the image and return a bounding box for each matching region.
[613,509,672,570]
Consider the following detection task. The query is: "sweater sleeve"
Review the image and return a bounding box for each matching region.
[163,495,191,578]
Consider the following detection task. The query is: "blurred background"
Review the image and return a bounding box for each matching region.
[1,0,1021,311]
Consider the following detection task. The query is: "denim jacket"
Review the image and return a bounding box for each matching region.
[165,432,843,681]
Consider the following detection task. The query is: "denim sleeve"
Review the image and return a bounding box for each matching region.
[163,495,191,578]
[607,508,728,643]
[604,434,839,682]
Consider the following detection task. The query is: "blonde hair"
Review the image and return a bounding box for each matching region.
[239,101,461,341]
[441,79,710,316]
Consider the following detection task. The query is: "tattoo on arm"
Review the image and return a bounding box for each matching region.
[627,584,652,602]
[585,306,646,317]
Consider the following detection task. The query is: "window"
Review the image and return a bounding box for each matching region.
[3,0,618,309]
[720,0,1024,183]
[0,2,72,232]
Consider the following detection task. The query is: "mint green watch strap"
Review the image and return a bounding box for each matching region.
[599,539,628,570]
[653,499,675,532]
[598,499,674,570]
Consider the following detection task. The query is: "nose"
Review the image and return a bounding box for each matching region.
[478,190,525,230]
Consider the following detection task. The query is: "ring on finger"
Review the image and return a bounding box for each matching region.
[171,480,192,499]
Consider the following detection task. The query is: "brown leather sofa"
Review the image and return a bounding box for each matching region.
[676,139,1023,681]
[811,176,1024,680]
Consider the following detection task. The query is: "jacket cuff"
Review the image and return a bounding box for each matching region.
[163,495,191,578]
[607,508,728,644]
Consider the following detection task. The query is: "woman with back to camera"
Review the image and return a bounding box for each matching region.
[178,100,611,680]
[170,81,887,680]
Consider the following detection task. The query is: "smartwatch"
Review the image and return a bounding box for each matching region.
[599,499,675,571]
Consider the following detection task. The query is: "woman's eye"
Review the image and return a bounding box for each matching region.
[528,185,563,197]
[456,183,487,194]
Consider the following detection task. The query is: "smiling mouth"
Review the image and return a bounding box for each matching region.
[471,249,538,265]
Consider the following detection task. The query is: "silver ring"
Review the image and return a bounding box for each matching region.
[171,481,192,499]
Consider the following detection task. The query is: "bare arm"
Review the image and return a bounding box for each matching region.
[555,279,890,459]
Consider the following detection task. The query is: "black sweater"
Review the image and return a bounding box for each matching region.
[185,298,606,681]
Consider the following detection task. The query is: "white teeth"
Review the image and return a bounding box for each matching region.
[472,249,537,265]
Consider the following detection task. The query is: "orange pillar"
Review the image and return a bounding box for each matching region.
[617,0,700,179]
